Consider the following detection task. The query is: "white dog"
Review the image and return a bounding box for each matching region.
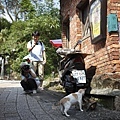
[53,88,86,117]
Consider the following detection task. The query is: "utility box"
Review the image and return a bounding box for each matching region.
[107,13,118,33]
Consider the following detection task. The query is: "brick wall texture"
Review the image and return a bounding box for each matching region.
[60,0,120,75]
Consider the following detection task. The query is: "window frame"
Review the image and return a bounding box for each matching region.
[63,17,70,48]
[89,0,107,44]
[77,0,90,39]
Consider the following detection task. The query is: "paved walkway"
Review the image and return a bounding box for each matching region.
[1,80,120,120]
[0,80,54,120]
[0,80,68,120]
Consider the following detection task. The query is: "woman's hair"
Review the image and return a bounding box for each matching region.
[32,31,40,36]
[21,65,30,77]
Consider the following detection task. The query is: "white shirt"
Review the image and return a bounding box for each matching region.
[27,40,45,61]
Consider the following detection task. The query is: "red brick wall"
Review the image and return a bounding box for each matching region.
[60,0,120,75]
[60,0,82,48]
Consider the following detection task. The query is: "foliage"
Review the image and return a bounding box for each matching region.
[20,0,36,20]
[0,18,11,50]
[36,0,57,16]
[0,18,11,30]
[0,0,61,78]
[0,8,60,79]
[0,0,36,22]
[0,0,20,22]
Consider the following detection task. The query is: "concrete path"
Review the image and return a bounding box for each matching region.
[0,80,68,120]
[0,80,120,120]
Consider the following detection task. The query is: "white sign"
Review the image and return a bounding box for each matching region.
[72,70,86,83]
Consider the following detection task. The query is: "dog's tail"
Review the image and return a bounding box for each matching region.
[52,101,60,109]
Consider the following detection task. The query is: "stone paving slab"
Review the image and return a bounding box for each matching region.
[0,80,41,120]
[0,80,66,120]
[0,80,120,120]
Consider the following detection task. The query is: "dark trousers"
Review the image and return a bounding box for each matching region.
[20,78,37,91]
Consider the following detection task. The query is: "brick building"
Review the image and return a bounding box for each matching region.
[60,0,120,96]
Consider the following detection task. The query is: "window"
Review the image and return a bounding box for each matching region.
[63,18,70,48]
[77,0,90,39]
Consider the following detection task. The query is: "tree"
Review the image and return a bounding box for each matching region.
[0,0,36,22]
[0,0,20,22]
[0,18,11,31]
[20,0,36,20]
[0,18,11,53]
[35,0,60,17]
[0,0,61,78]
[0,13,60,75]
